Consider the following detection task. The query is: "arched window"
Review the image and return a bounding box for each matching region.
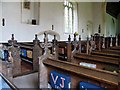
[64,0,78,34]
[64,0,73,34]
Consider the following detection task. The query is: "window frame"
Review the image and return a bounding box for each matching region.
[64,0,74,34]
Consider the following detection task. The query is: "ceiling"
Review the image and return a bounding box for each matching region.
[106,2,120,18]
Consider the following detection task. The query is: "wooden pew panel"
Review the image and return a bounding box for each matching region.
[43,58,118,89]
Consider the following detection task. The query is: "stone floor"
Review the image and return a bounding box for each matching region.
[13,72,39,89]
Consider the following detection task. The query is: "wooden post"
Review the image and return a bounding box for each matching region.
[102,34,105,49]
[0,60,13,81]
[86,36,89,54]
[89,35,96,54]
[52,35,58,59]
[33,34,42,71]
[116,34,118,46]
[67,35,72,62]
[72,34,77,55]
[8,34,21,76]
[6,62,13,81]
[39,33,52,88]
[106,37,109,49]
[110,35,113,47]
[98,35,101,51]
[8,34,17,45]
[78,35,81,53]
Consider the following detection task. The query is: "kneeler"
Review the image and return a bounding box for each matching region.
[80,82,108,90]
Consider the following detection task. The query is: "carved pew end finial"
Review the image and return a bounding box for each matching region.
[74,34,77,41]
[54,35,56,40]
[79,35,81,41]
[35,34,38,40]
[12,34,14,40]
[8,34,17,45]
[33,34,40,46]
[68,35,71,42]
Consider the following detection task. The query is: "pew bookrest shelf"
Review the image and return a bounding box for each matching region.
[74,53,119,65]
[101,49,120,53]
[43,58,118,86]
[91,51,119,58]
[19,45,33,50]
[21,58,33,64]
[110,46,120,50]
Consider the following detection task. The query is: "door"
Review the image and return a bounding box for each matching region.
[87,21,93,38]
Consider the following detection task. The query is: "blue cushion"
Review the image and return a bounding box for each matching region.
[4,50,9,61]
[20,49,27,57]
[50,71,71,90]
[80,82,108,90]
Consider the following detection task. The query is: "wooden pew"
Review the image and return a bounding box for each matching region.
[69,35,119,72]
[38,33,120,90]
[57,38,87,61]
[1,34,42,77]
[18,34,42,72]
[93,33,103,51]
[91,34,119,51]
[73,53,119,73]
[57,34,91,61]
[8,34,21,76]
[57,34,119,68]
[71,35,119,73]
[87,34,120,58]
[0,44,13,81]
[56,35,118,70]
[43,58,118,89]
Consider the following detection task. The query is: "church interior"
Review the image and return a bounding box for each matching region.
[0,0,120,90]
